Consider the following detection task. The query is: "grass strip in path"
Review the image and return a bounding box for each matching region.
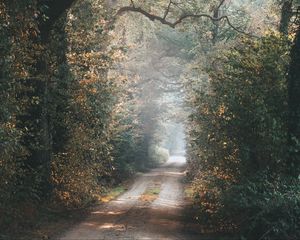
[139,182,162,202]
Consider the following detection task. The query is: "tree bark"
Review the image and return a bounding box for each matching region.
[287,26,300,176]
[279,1,293,35]
[38,0,77,41]
[37,0,76,193]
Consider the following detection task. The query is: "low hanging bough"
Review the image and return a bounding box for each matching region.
[116,0,257,37]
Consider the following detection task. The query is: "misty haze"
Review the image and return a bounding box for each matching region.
[1,1,299,240]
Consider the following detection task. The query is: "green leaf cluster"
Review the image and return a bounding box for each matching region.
[186,33,299,239]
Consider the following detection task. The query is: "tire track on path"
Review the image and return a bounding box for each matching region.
[59,156,202,240]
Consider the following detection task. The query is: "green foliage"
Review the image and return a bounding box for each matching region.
[221,175,300,240]
[110,111,143,179]
[1,2,166,231]
[186,33,298,239]
[193,173,300,239]
[48,0,115,208]
[3,1,297,239]
[0,0,41,228]
[148,145,169,167]
[0,0,157,234]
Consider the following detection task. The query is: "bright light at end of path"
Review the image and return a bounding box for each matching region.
[168,155,186,163]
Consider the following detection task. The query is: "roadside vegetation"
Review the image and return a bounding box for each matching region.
[1,0,299,240]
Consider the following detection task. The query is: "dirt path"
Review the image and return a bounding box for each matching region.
[59,156,202,240]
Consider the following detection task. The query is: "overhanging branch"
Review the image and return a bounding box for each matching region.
[116,4,257,38]
[163,0,173,20]
[216,0,226,12]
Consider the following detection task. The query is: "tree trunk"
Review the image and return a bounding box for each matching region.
[287,26,300,176]
[279,1,292,35]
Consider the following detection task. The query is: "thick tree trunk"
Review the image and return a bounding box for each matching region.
[278,1,300,176]
[36,0,76,193]
[287,26,300,176]
[38,0,76,41]
[39,58,53,193]
[212,9,220,45]
[13,0,76,194]
[279,1,292,35]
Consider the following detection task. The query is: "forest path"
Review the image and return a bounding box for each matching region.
[59,156,203,240]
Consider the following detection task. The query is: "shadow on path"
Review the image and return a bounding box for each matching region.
[58,156,215,240]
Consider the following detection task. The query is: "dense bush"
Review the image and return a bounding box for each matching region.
[222,175,300,240]
[0,0,165,233]
[193,172,300,239]
[0,0,41,228]
[186,34,299,239]
[0,0,168,221]
[48,0,116,208]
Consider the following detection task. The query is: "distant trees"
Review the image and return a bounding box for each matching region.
[110,12,179,171]
[113,0,300,239]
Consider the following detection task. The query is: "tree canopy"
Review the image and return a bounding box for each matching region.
[0,0,299,239]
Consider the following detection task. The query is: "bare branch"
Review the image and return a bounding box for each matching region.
[175,14,255,37]
[213,0,226,19]
[171,2,187,13]
[216,0,226,12]
[130,0,135,7]
[116,5,257,38]
[163,0,173,20]
[117,6,176,28]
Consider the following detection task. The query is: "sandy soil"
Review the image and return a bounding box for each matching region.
[58,156,203,240]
